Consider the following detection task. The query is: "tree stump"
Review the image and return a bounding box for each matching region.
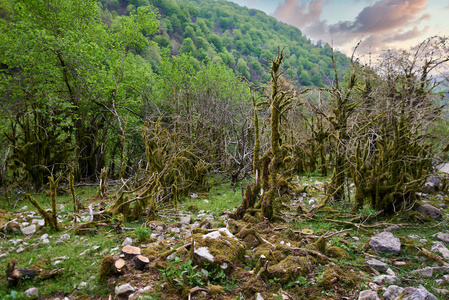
[121,245,141,259]
[133,255,149,271]
[113,259,126,275]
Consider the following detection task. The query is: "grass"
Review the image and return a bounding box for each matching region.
[1,176,449,299]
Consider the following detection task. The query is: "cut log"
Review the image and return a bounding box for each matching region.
[6,259,37,286]
[121,245,141,259]
[133,255,149,271]
[113,259,126,275]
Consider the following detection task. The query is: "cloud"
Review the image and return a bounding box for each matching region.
[272,0,430,55]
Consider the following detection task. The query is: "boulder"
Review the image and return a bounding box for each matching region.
[369,232,401,255]
[358,290,380,300]
[366,259,388,273]
[415,204,443,220]
[191,228,246,271]
[435,232,449,243]
[21,224,36,235]
[400,287,437,300]
[431,241,449,259]
[383,285,404,300]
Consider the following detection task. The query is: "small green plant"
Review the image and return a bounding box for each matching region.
[159,257,203,288]
[0,290,24,299]
[135,227,152,242]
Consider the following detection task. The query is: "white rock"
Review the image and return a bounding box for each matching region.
[59,233,70,240]
[21,224,36,235]
[25,287,38,298]
[369,232,401,255]
[121,237,133,247]
[16,246,25,253]
[41,234,49,240]
[386,268,396,276]
[194,246,214,263]
[78,282,87,289]
[180,215,191,224]
[255,293,265,300]
[400,286,437,300]
[358,290,380,300]
[115,283,135,296]
[373,275,401,285]
[431,241,449,259]
[42,238,50,244]
[383,285,404,300]
[203,199,209,203]
[32,219,45,226]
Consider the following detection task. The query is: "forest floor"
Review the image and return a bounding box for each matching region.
[1,174,449,300]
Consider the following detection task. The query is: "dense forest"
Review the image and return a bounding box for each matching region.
[0,0,448,217]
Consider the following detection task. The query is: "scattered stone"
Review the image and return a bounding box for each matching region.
[121,237,133,247]
[21,224,36,235]
[372,275,401,285]
[368,282,379,290]
[439,203,448,209]
[358,290,380,300]
[369,232,401,255]
[41,234,49,240]
[400,286,437,300]
[42,238,50,244]
[0,253,8,258]
[193,247,215,264]
[78,282,87,289]
[431,241,449,259]
[31,219,45,226]
[415,204,443,220]
[386,268,396,276]
[411,267,433,277]
[408,234,420,239]
[444,274,449,282]
[180,215,191,224]
[59,233,70,240]
[170,227,180,234]
[25,287,38,298]
[367,259,388,273]
[115,283,135,297]
[383,285,404,300]
[435,232,449,243]
[16,246,25,253]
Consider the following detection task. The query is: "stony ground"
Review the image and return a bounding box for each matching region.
[2,175,449,300]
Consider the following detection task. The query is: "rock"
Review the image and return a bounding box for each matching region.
[431,241,449,259]
[434,232,449,243]
[115,283,135,296]
[369,232,401,255]
[358,290,380,300]
[408,234,420,239]
[440,203,448,209]
[16,246,25,253]
[367,259,388,273]
[78,282,87,289]
[42,238,50,244]
[415,204,443,220]
[21,224,36,235]
[384,225,400,232]
[400,286,437,300]
[121,237,133,247]
[59,233,70,240]
[180,215,191,224]
[194,247,215,264]
[41,234,49,240]
[411,267,433,277]
[255,293,265,300]
[386,268,396,276]
[25,287,38,298]
[31,219,45,226]
[383,285,404,300]
[372,275,401,285]
[444,274,449,282]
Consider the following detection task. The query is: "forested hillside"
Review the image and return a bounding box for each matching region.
[99,0,350,87]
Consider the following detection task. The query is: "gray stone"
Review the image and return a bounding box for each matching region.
[59,233,70,240]
[400,287,437,300]
[367,259,388,273]
[78,282,87,289]
[358,290,380,300]
[385,225,400,232]
[193,246,214,264]
[408,234,420,239]
[0,253,8,258]
[372,275,401,285]
[415,204,443,220]
[31,219,45,226]
[121,237,133,247]
[412,267,433,277]
[42,238,50,244]
[115,283,135,296]
[25,287,38,298]
[435,232,449,243]
[41,234,49,240]
[21,224,36,235]
[444,274,449,282]
[383,285,404,300]
[16,246,25,253]
[170,227,180,234]
[180,215,191,224]
[369,232,401,255]
[439,203,448,209]
[386,268,396,276]
[428,176,441,188]
[431,241,449,259]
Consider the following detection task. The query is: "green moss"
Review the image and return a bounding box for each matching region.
[326,246,348,259]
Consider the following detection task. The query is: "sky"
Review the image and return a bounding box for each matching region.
[228,0,449,59]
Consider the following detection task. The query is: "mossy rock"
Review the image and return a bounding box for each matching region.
[318,266,357,289]
[190,228,246,272]
[268,255,308,283]
[326,246,348,259]
[98,255,115,282]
